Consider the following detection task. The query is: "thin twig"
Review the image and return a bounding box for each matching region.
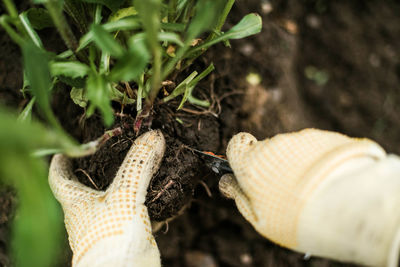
[75,168,99,190]
[162,221,169,234]
[199,180,212,197]
[150,180,175,203]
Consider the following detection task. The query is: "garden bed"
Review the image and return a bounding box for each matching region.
[1,0,400,266]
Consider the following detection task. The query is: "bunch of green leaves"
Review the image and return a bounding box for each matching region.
[2,0,262,126]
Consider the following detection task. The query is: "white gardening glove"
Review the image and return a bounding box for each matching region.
[49,130,165,267]
[220,128,400,267]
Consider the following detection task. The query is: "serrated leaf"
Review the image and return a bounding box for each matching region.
[81,0,125,12]
[50,61,90,78]
[70,87,87,107]
[86,72,114,125]
[24,8,54,30]
[89,24,125,57]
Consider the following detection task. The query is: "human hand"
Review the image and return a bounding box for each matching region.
[49,130,165,267]
[220,128,400,266]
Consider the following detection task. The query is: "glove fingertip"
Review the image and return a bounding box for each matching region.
[226,132,257,163]
[219,173,238,199]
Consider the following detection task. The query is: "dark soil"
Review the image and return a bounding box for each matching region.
[1,0,400,266]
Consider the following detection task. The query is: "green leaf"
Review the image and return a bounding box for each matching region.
[109,85,135,104]
[78,18,141,51]
[179,63,214,108]
[161,22,185,32]
[19,12,44,49]
[21,44,89,156]
[90,24,125,58]
[86,72,114,125]
[109,7,137,22]
[134,0,161,46]
[109,37,150,82]
[81,0,125,12]
[135,0,162,102]
[187,13,262,56]
[51,61,87,78]
[224,13,262,39]
[163,63,214,108]
[17,97,36,122]
[22,42,52,119]
[185,0,224,41]
[161,0,224,79]
[159,32,184,46]
[58,76,86,88]
[163,71,197,102]
[24,8,54,30]
[50,61,90,78]
[70,87,87,107]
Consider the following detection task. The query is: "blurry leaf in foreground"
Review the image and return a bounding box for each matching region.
[90,24,125,58]
[0,107,63,267]
[109,37,150,82]
[86,72,114,126]
[22,42,52,117]
[50,61,90,79]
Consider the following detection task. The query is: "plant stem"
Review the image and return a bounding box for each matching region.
[208,0,235,40]
[2,0,18,18]
[161,42,189,80]
[146,46,162,106]
[0,16,24,45]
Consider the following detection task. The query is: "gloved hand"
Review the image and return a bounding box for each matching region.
[49,130,165,267]
[220,128,400,267]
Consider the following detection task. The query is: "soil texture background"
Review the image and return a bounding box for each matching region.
[1,0,400,266]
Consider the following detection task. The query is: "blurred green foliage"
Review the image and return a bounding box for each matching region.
[0,108,64,267]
